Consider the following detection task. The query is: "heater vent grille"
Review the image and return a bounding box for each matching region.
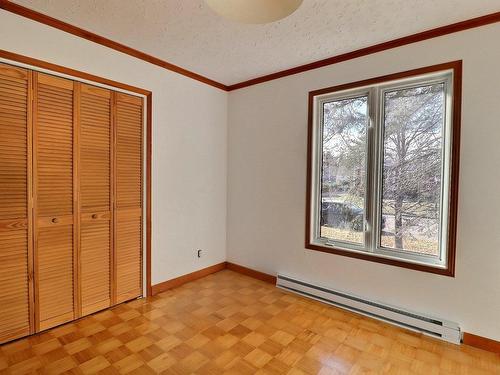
[277,274,461,344]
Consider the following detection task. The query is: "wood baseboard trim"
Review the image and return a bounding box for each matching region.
[151,262,277,296]
[151,262,226,295]
[225,262,277,284]
[149,263,500,355]
[463,332,500,354]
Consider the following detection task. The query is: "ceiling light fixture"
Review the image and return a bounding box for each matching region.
[205,0,303,24]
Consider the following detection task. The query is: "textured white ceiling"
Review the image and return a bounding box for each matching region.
[11,0,500,85]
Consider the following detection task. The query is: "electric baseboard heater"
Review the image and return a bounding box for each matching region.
[276,274,461,344]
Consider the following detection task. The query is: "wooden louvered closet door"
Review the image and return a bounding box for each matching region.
[0,63,33,343]
[78,83,112,316]
[33,73,77,331]
[0,64,144,342]
[114,92,143,304]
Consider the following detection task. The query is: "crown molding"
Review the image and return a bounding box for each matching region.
[227,11,500,90]
[1,0,499,92]
[0,0,229,91]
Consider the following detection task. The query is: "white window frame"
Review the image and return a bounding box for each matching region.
[309,69,454,270]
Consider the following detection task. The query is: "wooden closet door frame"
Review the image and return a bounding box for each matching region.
[0,51,153,299]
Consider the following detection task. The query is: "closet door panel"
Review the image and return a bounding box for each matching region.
[37,223,74,330]
[0,229,30,343]
[115,93,143,304]
[34,73,75,331]
[116,210,141,303]
[0,63,32,343]
[80,217,110,315]
[79,84,112,315]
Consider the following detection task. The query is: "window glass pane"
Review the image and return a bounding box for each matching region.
[320,96,368,244]
[380,83,445,256]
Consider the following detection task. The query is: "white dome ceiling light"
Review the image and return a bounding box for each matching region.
[205,0,303,24]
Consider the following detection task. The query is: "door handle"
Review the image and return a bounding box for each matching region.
[51,217,59,224]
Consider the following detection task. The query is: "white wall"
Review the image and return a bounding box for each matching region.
[2,8,499,342]
[227,23,500,341]
[0,10,228,285]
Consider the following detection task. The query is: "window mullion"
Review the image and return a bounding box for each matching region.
[364,87,376,252]
[370,87,382,253]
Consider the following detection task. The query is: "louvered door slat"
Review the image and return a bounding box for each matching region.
[0,63,32,344]
[115,93,143,304]
[34,73,75,331]
[79,84,112,316]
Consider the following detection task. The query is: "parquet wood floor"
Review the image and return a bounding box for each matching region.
[0,270,498,374]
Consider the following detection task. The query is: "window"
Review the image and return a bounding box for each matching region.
[306,62,461,275]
